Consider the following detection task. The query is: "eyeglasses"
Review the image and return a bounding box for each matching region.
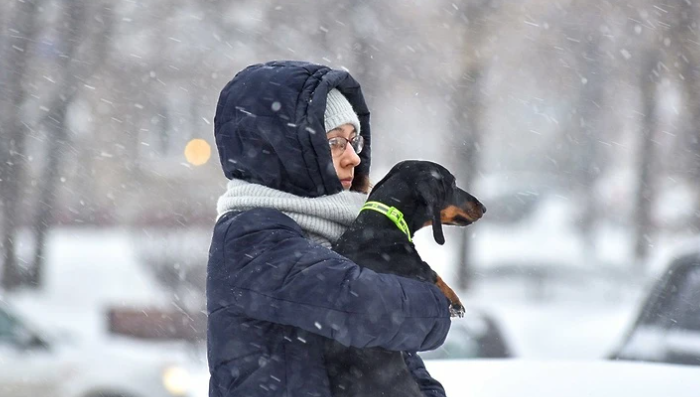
[328,135,364,157]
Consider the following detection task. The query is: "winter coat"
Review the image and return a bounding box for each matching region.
[207,60,452,397]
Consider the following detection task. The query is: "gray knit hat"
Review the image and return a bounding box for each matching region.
[324,88,361,135]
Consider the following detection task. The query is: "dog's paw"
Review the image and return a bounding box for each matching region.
[449,303,465,318]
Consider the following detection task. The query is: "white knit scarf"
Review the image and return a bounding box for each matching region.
[216,179,368,248]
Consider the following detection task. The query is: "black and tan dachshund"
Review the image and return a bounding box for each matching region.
[326,160,486,397]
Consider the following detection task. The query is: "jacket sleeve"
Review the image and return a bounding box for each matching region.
[207,208,451,352]
[403,351,447,397]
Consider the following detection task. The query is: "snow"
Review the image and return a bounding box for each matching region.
[3,228,205,397]
[10,227,173,342]
[425,359,700,397]
[6,216,648,362]
[3,215,695,397]
[461,299,637,359]
[408,189,653,360]
[5,1,700,395]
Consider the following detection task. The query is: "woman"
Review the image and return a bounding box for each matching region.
[207,60,452,397]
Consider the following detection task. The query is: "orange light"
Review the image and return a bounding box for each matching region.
[184,139,211,166]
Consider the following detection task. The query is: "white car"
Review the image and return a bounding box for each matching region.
[0,301,202,397]
[612,240,700,365]
[425,359,700,397]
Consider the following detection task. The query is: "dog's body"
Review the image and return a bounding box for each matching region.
[326,160,486,397]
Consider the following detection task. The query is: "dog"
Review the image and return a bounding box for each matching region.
[325,160,486,397]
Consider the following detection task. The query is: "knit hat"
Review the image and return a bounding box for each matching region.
[324,88,361,135]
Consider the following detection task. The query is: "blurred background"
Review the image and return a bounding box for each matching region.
[2,0,700,396]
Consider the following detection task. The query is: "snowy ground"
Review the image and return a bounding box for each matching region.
[462,297,638,359]
[7,228,174,342]
[425,359,700,397]
[3,225,661,361]
[3,224,694,397]
[411,221,659,360]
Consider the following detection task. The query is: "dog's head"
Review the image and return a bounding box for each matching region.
[369,160,486,245]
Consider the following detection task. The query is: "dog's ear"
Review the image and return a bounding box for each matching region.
[417,182,445,245]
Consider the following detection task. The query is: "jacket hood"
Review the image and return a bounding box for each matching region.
[214,60,371,197]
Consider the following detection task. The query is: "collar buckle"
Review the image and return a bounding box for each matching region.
[385,206,403,223]
[360,201,412,242]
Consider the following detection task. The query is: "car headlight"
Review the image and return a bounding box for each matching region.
[162,366,191,396]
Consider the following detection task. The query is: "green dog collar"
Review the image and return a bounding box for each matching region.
[360,201,412,242]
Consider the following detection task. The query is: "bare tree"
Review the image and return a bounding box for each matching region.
[627,2,680,270]
[27,1,114,287]
[675,0,700,233]
[0,0,43,290]
[564,2,611,260]
[349,2,380,101]
[451,0,495,291]
[633,48,660,269]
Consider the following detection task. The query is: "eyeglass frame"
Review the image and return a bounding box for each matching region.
[327,135,364,157]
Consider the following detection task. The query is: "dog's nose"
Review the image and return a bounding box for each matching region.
[480,202,487,214]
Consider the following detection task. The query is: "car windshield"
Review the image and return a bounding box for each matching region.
[0,309,16,341]
[673,264,700,332]
[1,2,699,397]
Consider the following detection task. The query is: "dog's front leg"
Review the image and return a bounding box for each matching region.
[434,273,465,318]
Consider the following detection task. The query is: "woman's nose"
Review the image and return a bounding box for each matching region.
[342,143,361,167]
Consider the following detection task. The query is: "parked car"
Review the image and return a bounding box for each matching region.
[419,308,512,360]
[0,299,203,397]
[610,245,700,365]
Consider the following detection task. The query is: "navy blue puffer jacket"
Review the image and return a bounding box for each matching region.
[207,61,451,397]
